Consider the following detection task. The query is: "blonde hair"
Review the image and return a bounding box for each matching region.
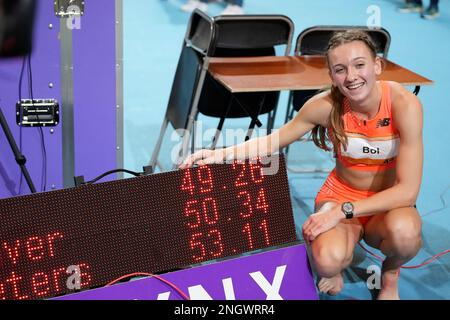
[312,29,379,152]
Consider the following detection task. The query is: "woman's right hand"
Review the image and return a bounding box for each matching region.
[179,148,228,169]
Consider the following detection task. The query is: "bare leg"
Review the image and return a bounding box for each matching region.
[306,202,364,296]
[363,207,422,300]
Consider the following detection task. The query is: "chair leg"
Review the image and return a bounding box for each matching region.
[209,78,263,127]
[284,92,294,124]
[245,94,266,141]
[191,113,199,154]
[212,96,233,150]
[267,101,278,134]
[245,118,257,141]
[149,116,169,172]
[211,117,226,150]
[283,92,295,156]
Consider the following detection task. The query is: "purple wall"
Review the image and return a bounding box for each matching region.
[0,2,62,198]
[0,1,118,199]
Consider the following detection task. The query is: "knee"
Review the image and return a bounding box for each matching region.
[312,243,350,278]
[384,212,422,257]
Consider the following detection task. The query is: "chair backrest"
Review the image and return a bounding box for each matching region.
[185,9,214,55]
[166,46,203,130]
[166,10,213,130]
[198,14,294,119]
[290,26,391,112]
[296,25,391,57]
[208,14,294,56]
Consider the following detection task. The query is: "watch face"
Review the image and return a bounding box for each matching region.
[343,202,353,213]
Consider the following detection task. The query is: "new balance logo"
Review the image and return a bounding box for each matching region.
[376,118,390,128]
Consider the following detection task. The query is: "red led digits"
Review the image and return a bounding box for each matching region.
[202,197,220,225]
[237,188,269,218]
[259,219,270,246]
[243,220,271,250]
[256,188,269,214]
[237,191,253,218]
[181,166,225,262]
[197,166,214,193]
[207,229,224,258]
[249,161,265,183]
[233,160,271,250]
[181,169,195,196]
[233,161,248,187]
[184,200,202,228]
[189,230,224,261]
[233,160,265,187]
[243,223,254,250]
[189,232,206,262]
[182,160,274,256]
[182,166,215,195]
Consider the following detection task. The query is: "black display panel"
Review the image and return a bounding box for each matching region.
[0,155,297,300]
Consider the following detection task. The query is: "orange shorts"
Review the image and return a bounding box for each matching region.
[315,169,375,226]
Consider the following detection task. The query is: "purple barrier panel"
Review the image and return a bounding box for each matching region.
[55,244,318,300]
[0,2,62,198]
[72,0,118,181]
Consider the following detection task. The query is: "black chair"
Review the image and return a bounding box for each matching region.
[284,25,391,173]
[150,10,294,170]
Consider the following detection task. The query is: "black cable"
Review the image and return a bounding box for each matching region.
[84,169,143,185]
[18,55,27,194]
[27,54,47,192]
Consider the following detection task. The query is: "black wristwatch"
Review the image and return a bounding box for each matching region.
[341,202,354,219]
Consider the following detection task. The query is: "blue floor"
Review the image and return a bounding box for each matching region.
[123,0,450,299]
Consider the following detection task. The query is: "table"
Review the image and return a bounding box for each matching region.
[208,55,433,93]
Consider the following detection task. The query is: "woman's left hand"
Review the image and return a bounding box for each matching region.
[302,206,343,242]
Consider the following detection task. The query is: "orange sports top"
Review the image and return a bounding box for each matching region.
[331,81,399,171]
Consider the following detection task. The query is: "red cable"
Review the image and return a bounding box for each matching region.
[105,272,190,300]
[358,243,450,269]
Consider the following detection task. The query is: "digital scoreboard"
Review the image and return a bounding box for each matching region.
[0,155,297,300]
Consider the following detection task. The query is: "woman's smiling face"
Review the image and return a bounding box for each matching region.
[327,40,382,105]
